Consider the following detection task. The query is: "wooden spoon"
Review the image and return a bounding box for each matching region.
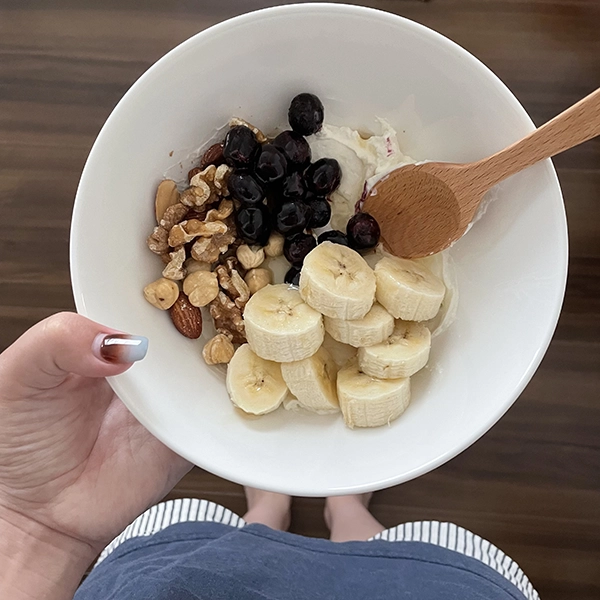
[363,87,600,258]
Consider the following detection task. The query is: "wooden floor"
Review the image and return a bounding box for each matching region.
[1,1,599,598]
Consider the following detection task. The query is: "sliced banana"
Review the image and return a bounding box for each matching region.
[419,252,459,339]
[337,359,410,428]
[358,320,431,379]
[300,242,376,320]
[322,333,358,369]
[324,303,394,348]
[243,284,324,362]
[281,347,339,415]
[226,344,287,415]
[282,395,306,414]
[374,256,445,321]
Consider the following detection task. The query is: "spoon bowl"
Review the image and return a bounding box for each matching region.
[365,163,467,258]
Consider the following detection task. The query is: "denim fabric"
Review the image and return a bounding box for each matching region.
[76,522,527,600]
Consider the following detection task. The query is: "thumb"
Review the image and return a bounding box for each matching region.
[0,312,148,391]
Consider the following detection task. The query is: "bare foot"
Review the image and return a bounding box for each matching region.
[324,493,385,542]
[243,487,292,531]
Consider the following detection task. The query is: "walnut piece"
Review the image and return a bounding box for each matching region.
[190,164,217,189]
[244,268,272,295]
[168,219,227,247]
[162,247,187,281]
[143,278,180,310]
[214,164,232,196]
[159,203,188,231]
[179,181,212,208]
[205,199,234,222]
[202,334,235,365]
[209,291,246,344]
[264,232,284,258]
[229,117,267,143]
[183,270,219,307]
[236,244,265,270]
[215,263,250,309]
[188,167,202,183]
[147,226,169,255]
[190,163,232,199]
[191,218,236,263]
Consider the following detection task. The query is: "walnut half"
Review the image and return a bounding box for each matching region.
[191,216,237,264]
[162,247,187,281]
[215,261,250,310]
[209,291,245,344]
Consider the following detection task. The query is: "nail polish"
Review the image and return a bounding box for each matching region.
[94,334,148,364]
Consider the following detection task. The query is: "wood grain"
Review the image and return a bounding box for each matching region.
[0,2,599,599]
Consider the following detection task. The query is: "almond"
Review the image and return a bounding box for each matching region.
[169,292,203,339]
[199,143,225,170]
[155,180,180,223]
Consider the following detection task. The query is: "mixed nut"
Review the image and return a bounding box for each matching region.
[143,92,382,368]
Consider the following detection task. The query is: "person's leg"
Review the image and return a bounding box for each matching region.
[243,487,292,531]
[324,493,385,542]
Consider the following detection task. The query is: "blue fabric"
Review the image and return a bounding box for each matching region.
[76,522,527,600]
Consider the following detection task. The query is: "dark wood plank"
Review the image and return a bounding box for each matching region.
[1,2,599,599]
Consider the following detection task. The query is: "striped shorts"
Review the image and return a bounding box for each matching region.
[97,498,539,600]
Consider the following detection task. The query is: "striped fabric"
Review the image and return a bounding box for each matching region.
[95,499,245,565]
[371,521,539,600]
[96,500,539,600]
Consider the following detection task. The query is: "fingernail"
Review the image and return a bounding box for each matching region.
[93,334,148,364]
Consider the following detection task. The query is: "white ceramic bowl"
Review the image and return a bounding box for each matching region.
[70,4,567,496]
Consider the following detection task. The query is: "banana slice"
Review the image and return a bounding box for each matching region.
[324,303,394,348]
[322,333,357,368]
[243,284,324,362]
[281,347,339,414]
[226,344,287,415]
[358,321,431,379]
[300,242,376,320]
[375,256,445,321]
[337,359,410,428]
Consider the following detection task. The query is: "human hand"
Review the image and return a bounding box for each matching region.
[0,313,191,599]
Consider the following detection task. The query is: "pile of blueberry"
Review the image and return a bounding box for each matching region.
[224,93,381,285]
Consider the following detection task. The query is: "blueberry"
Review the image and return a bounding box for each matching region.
[274,200,311,235]
[281,172,306,201]
[284,232,317,265]
[346,212,381,250]
[305,158,341,196]
[228,173,265,206]
[235,205,271,245]
[272,130,311,171]
[306,197,331,229]
[317,230,349,246]
[288,93,324,136]
[223,126,260,170]
[284,265,302,287]
[255,144,288,186]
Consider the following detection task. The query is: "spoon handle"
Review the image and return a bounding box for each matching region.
[470,87,600,189]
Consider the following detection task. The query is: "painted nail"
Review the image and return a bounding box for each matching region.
[93,334,148,364]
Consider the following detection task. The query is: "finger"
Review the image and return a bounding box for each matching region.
[0,312,148,390]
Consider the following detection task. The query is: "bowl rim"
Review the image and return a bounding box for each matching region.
[70,2,568,495]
